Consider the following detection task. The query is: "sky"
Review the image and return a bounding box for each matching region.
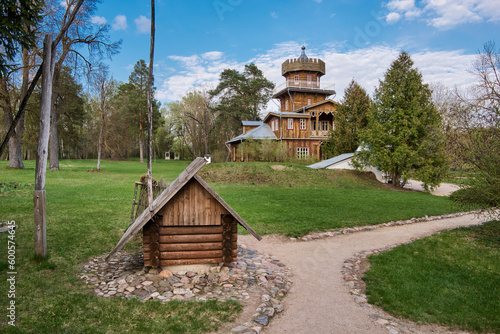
[91,0,500,111]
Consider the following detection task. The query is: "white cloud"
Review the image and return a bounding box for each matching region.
[134,15,151,34]
[384,0,500,29]
[386,12,401,24]
[112,15,127,30]
[202,51,224,61]
[270,12,278,19]
[387,0,416,12]
[91,16,107,25]
[155,42,476,114]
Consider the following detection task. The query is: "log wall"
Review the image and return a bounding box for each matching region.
[143,217,238,267]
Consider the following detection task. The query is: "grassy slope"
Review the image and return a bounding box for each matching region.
[363,222,500,333]
[199,162,463,237]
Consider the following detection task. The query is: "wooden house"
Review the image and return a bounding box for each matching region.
[226,46,338,161]
[107,157,261,267]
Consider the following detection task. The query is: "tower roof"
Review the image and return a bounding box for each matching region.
[281,47,326,77]
[298,46,308,60]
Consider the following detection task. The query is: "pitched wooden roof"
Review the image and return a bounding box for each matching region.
[107,157,261,260]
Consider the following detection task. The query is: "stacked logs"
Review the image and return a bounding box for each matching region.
[143,220,237,267]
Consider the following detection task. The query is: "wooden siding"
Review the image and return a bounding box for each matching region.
[157,178,229,226]
[281,117,311,139]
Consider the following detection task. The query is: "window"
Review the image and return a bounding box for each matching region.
[296,147,309,159]
[312,120,316,131]
[294,75,299,84]
[285,100,289,111]
[300,119,306,130]
[287,118,294,129]
[321,121,329,131]
[307,75,312,86]
[275,119,279,131]
[316,76,320,87]
[307,98,311,105]
[271,120,275,131]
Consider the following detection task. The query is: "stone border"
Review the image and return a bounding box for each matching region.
[79,245,293,334]
[289,210,482,242]
[342,246,412,334]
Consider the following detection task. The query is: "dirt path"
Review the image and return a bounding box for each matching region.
[239,213,488,333]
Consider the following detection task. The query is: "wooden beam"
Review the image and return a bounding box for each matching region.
[144,242,228,252]
[144,233,223,244]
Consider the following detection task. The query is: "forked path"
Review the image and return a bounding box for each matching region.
[239,213,488,334]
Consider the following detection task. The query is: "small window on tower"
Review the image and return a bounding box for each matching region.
[288,118,293,130]
[307,98,311,105]
[285,100,289,111]
[294,75,299,85]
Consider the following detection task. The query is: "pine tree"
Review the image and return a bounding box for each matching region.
[323,79,370,157]
[354,51,448,190]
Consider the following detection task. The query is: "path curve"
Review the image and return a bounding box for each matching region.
[239,213,488,333]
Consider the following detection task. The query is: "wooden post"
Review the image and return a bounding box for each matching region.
[34,190,46,256]
[222,214,233,264]
[34,34,54,258]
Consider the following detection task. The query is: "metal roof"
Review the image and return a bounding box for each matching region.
[242,121,263,126]
[226,123,277,144]
[107,157,261,260]
[307,153,355,169]
[298,46,308,60]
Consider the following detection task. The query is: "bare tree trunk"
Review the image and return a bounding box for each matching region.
[97,81,106,170]
[0,79,24,168]
[146,0,156,211]
[139,130,144,163]
[35,34,55,258]
[49,67,61,170]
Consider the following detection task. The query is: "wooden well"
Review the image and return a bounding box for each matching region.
[107,158,261,268]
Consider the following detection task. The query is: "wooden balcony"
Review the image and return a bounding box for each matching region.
[310,130,329,138]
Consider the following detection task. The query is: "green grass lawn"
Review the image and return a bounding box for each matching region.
[363,221,500,333]
[199,162,466,237]
[0,159,242,333]
[0,159,469,332]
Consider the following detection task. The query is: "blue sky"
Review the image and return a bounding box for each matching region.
[91,0,500,108]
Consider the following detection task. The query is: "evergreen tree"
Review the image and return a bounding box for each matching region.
[354,51,447,190]
[323,79,370,158]
[210,63,274,141]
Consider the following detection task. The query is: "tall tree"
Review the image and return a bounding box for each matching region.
[0,0,43,76]
[129,59,149,163]
[354,51,448,190]
[0,0,86,160]
[449,41,500,208]
[91,70,114,170]
[45,0,121,170]
[210,63,274,141]
[323,79,370,158]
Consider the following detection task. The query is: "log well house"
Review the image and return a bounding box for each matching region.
[227,46,338,161]
[107,157,261,267]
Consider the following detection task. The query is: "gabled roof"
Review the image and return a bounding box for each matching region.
[307,153,355,169]
[242,121,263,127]
[294,99,339,112]
[263,111,309,123]
[226,123,277,144]
[107,157,261,260]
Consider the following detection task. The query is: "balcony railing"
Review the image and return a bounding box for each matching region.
[310,130,329,138]
[273,80,335,95]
